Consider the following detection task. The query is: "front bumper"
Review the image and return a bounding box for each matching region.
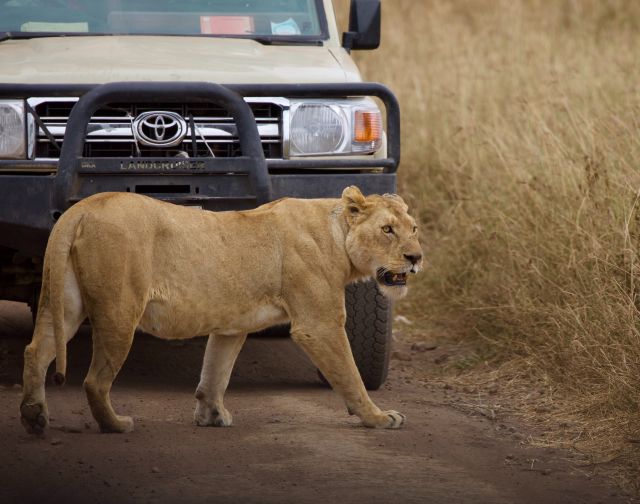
[0,172,397,256]
[0,82,400,256]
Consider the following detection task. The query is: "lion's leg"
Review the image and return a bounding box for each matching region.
[83,325,135,433]
[290,324,405,429]
[194,333,247,427]
[21,268,85,434]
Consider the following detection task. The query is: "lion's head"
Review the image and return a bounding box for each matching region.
[342,186,423,299]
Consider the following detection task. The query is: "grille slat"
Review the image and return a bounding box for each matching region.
[32,99,284,160]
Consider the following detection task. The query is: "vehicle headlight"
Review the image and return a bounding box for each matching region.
[288,98,383,157]
[0,100,31,159]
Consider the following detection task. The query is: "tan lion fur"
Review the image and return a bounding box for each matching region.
[20,186,423,433]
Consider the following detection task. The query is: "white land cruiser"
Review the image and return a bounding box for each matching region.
[0,0,401,389]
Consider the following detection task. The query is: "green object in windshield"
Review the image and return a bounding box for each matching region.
[21,21,88,32]
[0,0,327,39]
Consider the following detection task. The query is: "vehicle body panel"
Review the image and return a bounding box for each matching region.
[0,36,361,84]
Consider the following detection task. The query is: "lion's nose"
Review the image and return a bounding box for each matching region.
[404,253,422,265]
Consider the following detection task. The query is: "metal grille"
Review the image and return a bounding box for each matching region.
[30,99,283,160]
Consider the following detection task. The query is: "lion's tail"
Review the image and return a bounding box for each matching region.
[44,209,84,386]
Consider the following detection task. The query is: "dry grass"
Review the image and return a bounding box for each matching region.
[335,0,640,488]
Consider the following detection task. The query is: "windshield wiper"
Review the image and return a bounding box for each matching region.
[0,31,325,45]
[0,31,120,42]
[249,36,323,46]
[0,31,80,42]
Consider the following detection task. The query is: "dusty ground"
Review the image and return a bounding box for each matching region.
[0,301,631,504]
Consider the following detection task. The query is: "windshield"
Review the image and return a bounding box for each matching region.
[0,0,327,41]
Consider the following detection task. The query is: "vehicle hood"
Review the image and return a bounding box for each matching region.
[0,36,361,84]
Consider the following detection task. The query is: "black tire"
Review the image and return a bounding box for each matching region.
[344,280,392,390]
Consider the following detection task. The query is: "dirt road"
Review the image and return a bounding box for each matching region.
[0,301,627,503]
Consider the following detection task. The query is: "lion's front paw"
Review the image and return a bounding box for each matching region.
[194,403,233,427]
[363,410,406,429]
[99,415,134,434]
[383,410,406,429]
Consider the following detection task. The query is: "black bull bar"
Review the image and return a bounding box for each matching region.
[0,82,400,255]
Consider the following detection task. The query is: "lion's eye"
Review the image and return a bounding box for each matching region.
[412,226,418,234]
[382,225,393,234]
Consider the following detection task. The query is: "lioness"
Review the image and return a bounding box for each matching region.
[20,186,422,434]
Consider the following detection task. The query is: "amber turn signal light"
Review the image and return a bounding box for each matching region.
[353,110,382,144]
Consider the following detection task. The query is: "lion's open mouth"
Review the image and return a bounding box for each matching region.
[376,268,407,287]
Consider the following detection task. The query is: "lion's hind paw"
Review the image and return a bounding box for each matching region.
[194,403,233,427]
[20,402,49,435]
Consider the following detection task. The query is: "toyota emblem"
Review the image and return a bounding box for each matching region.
[132,111,187,148]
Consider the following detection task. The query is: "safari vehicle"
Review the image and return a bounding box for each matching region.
[0,0,401,389]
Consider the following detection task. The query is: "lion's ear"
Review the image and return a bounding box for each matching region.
[342,186,367,216]
[383,193,409,212]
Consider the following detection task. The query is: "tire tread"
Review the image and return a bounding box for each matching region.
[344,281,392,390]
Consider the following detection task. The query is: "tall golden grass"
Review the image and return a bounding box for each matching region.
[336,0,640,474]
